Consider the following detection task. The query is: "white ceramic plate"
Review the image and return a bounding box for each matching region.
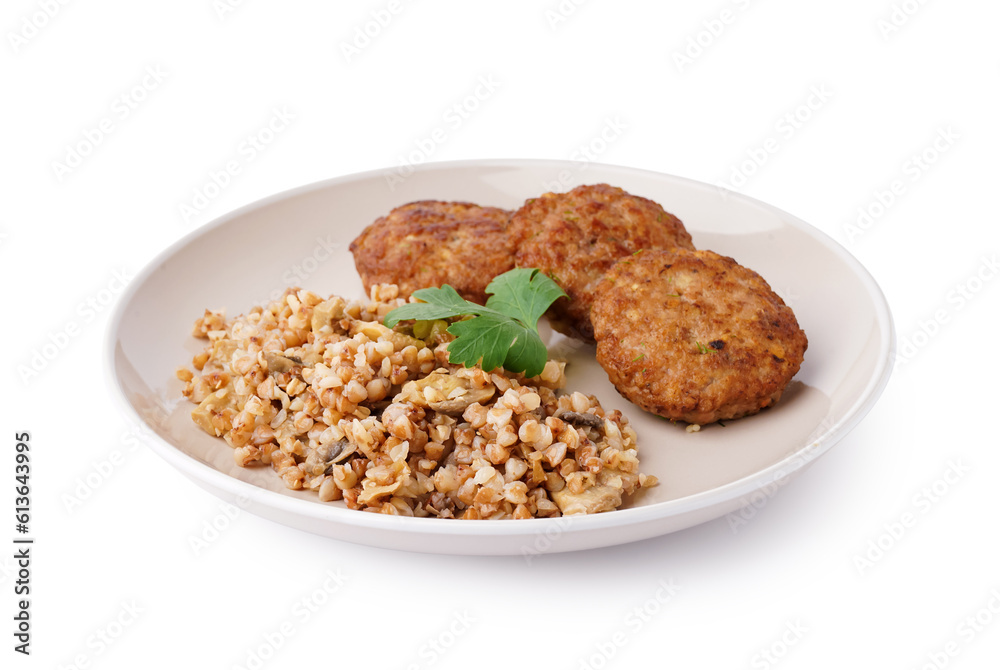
[106,159,894,555]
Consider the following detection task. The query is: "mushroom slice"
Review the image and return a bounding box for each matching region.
[310,297,346,333]
[325,439,357,467]
[397,372,495,415]
[304,438,358,476]
[263,351,304,374]
[557,411,606,429]
[190,388,236,437]
[551,485,622,515]
[356,460,408,505]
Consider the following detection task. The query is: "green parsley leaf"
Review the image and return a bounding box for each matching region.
[483,268,566,333]
[382,269,566,377]
[383,284,496,326]
[446,313,548,374]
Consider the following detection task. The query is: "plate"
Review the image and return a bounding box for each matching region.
[106,159,894,555]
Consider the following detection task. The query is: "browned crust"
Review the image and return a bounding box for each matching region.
[349,200,514,304]
[591,248,807,424]
[507,184,694,341]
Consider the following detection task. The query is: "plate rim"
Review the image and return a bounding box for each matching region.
[104,158,896,543]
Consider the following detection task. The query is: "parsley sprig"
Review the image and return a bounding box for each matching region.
[383,268,567,377]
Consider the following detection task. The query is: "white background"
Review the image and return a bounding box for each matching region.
[3,0,999,668]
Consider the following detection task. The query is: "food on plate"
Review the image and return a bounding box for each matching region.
[591,248,807,425]
[506,183,694,341]
[177,179,810,518]
[349,200,513,305]
[178,282,656,518]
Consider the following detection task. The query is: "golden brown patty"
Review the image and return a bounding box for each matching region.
[507,183,694,341]
[591,248,807,425]
[349,200,513,304]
